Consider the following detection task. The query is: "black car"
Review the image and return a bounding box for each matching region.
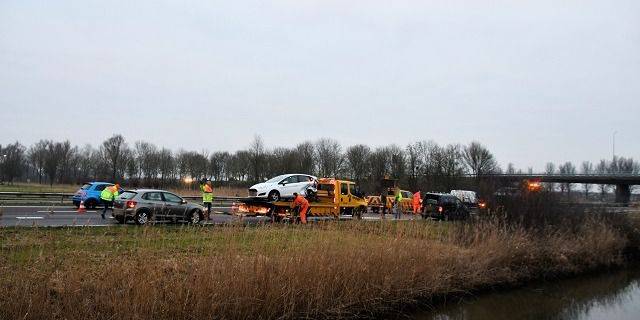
[421,193,470,221]
[112,189,205,225]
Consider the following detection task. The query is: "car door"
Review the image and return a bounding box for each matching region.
[279,175,300,197]
[340,182,350,204]
[163,192,188,221]
[141,192,165,220]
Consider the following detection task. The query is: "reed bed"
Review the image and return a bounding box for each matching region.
[0,218,632,319]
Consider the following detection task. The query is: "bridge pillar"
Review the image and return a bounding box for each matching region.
[615,184,631,206]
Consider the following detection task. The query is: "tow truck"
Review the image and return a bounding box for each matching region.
[234,178,368,222]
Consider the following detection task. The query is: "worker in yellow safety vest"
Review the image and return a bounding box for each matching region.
[394,190,403,220]
[200,180,213,220]
[100,184,120,219]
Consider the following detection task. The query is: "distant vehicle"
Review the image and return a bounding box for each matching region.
[72,182,123,209]
[112,189,204,225]
[248,174,318,202]
[367,188,414,213]
[421,193,470,221]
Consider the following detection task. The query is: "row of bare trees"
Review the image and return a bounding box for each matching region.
[1,135,637,195]
[1,135,499,191]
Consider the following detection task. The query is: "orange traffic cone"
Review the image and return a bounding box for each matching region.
[77,201,86,214]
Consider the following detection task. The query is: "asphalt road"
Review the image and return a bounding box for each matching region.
[0,206,416,227]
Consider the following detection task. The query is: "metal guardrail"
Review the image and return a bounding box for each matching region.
[0,192,244,205]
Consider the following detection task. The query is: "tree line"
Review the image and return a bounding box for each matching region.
[0,135,638,195]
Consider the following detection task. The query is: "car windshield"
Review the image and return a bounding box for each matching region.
[265,175,288,183]
[80,183,92,190]
[118,191,137,200]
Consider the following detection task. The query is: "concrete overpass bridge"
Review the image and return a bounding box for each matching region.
[476,174,640,204]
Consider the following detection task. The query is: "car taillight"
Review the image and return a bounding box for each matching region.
[438,206,443,213]
[126,201,137,208]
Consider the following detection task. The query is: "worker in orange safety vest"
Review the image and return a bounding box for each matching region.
[292,192,309,224]
[412,190,422,215]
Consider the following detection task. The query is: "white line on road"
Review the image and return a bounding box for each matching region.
[16,216,45,220]
[36,211,97,213]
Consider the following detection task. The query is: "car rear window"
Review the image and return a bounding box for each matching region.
[441,196,456,204]
[95,184,111,191]
[119,191,137,200]
[81,183,92,190]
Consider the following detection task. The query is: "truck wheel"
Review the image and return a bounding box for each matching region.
[268,190,280,202]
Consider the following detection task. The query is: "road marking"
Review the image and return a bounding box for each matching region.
[16,216,45,220]
[36,210,97,213]
[1,206,77,208]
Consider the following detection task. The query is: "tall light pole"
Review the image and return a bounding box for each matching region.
[612,131,618,159]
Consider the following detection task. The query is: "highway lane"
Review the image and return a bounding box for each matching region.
[0,206,414,227]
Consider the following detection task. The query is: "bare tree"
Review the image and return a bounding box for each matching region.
[462,141,499,177]
[27,140,48,184]
[406,143,422,190]
[389,145,406,183]
[558,161,576,197]
[248,135,266,182]
[581,161,593,199]
[43,141,62,186]
[345,144,371,185]
[209,151,230,181]
[56,141,74,184]
[315,138,343,178]
[368,147,392,193]
[295,142,315,174]
[0,142,26,183]
[158,148,174,186]
[101,134,127,181]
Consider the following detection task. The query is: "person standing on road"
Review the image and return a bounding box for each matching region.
[292,192,309,224]
[394,190,403,220]
[100,184,120,219]
[412,190,422,216]
[200,179,213,221]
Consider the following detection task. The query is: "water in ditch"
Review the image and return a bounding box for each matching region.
[413,267,640,320]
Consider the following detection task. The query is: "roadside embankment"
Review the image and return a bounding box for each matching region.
[0,216,637,319]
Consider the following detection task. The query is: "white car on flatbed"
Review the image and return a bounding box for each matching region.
[249,174,318,202]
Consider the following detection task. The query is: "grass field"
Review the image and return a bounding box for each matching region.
[0,217,635,320]
[0,182,247,197]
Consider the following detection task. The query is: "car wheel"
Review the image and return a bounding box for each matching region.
[115,216,125,224]
[190,210,202,224]
[85,199,97,209]
[268,190,280,202]
[135,210,150,225]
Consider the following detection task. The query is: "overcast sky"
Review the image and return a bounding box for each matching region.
[1,0,638,171]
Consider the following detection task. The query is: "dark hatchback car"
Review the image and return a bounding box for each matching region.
[113,189,204,225]
[421,193,470,221]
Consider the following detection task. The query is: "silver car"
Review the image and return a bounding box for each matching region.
[113,189,205,225]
